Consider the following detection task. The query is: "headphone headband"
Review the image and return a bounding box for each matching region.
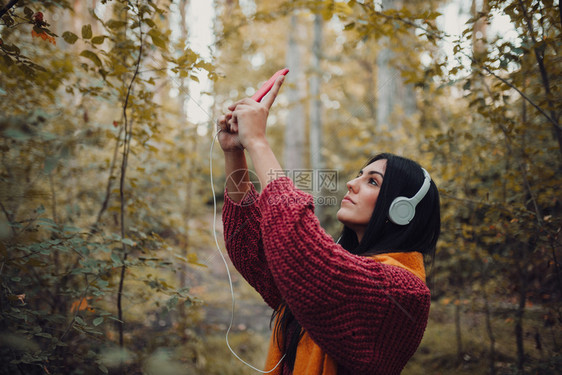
[388,168,431,225]
[409,168,431,206]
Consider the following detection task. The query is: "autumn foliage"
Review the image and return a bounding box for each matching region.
[1,0,561,374]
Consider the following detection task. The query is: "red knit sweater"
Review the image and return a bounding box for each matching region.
[222,177,430,374]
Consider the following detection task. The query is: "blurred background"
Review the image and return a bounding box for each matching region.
[0,0,560,374]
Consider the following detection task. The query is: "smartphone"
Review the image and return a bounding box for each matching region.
[251,68,289,102]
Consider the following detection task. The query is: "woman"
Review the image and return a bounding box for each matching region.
[217,75,440,374]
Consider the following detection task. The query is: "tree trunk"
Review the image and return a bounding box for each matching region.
[178,0,190,327]
[514,250,530,371]
[375,41,396,130]
[376,0,416,136]
[470,0,489,99]
[516,0,562,161]
[454,291,463,363]
[309,13,324,223]
[482,282,496,375]
[515,280,526,370]
[471,0,488,60]
[284,14,305,171]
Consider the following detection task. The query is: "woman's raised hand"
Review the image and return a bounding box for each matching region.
[227,75,285,151]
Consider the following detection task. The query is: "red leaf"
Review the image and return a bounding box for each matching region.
[70,298,94,313]
[33,12,44,22]
[31,29,56,45]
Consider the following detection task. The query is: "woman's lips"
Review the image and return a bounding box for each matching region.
[342,196,355,204]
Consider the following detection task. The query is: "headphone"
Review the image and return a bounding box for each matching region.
[388,168,431,225]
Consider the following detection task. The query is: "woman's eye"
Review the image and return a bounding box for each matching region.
[369,178,378,186]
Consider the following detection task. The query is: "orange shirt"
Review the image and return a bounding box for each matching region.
[264,252,426,375]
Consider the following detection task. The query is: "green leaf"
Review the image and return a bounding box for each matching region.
[107,316,123,323]
[148,29,167,50]
[2,43,20,55]
[106,20,128,29]
[121,238,135,246]
[62,31,79,44]
[91,35,105,45]
[1,15,14,27]
[37,218,57,228]
[93,317,104,326]
[82,24,92,39]
[80,50,102,67]
[1,55,13,67]
[111,253,122,266]
[24,7,34,19]
[2,129,31,140]
[43,155,58,174]
[75,316,86,326]
[62,225,81,233]
[166,295,178,311]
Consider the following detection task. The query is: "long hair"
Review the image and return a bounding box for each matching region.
[339,153,440,257]
[272,153,441,372]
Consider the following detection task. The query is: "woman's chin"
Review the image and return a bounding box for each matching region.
[336,209,347,225]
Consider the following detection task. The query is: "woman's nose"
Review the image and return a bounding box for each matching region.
[346,178,357,193]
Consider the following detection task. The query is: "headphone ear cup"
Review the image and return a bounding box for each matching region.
[388,197,415,225]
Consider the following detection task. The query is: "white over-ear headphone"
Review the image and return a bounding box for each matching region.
[388,168,431,225]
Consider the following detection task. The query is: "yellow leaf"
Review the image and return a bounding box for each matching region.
[187,253,207,268]
[334,2,353,16]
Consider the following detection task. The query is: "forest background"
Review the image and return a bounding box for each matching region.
[0,0,561,374]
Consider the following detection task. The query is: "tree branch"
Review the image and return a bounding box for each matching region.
[0,201,16,237]
[60,275,90,342]
[480,77,544,226]
[117,0,144,350]
[474,60,560,132]
[354,0,561,138]
[440,192,536,217]
[356,0,445,39]
[91,125,124,231]
[559,2,562,34]
[517,0,562,158]
[0,0,19,19]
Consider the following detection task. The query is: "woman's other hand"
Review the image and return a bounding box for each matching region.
[217,112,244,153]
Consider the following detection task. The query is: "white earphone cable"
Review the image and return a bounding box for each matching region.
[209,129,285,373]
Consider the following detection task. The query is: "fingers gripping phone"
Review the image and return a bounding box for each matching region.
[225,68,289,133]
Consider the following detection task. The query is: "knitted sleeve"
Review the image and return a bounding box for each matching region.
[222,184,282,310]
[258,177,431,374]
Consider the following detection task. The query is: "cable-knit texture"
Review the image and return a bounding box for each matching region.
[222,184,281,309]
[223,177,431,374]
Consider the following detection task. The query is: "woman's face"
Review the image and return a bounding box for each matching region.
[337,159,386,241]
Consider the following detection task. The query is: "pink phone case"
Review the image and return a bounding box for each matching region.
[251,68,289,102]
